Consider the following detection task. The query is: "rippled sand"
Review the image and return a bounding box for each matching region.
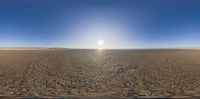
[0,49,200,98]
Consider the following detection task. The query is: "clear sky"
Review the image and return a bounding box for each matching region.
[0,0,200,49]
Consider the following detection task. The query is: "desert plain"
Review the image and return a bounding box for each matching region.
[0,48,200,98]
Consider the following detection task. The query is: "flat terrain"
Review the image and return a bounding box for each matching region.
[0,49,200,98]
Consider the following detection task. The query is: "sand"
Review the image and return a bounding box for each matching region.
[0,49,200,98]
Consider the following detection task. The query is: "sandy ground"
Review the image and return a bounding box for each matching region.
[0,49,200,98]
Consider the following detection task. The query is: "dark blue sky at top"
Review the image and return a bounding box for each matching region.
[0,0,200,48]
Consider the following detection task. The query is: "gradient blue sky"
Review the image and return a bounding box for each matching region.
[0,0,200,48]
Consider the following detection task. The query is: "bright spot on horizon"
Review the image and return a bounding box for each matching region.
[98,40,104,45]
[97,40,104,50]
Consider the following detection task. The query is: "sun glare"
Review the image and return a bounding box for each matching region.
[98,40,104,45]
[97,40,104,50]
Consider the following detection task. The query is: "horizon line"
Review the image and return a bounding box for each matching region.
[0,47,200,50]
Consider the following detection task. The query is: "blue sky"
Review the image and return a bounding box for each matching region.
[0,0,200,48]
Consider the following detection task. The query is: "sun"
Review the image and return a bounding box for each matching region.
[97,40,105,50]
[98,40,104,45]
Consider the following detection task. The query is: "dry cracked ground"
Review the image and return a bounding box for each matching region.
[0,49,200,98]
